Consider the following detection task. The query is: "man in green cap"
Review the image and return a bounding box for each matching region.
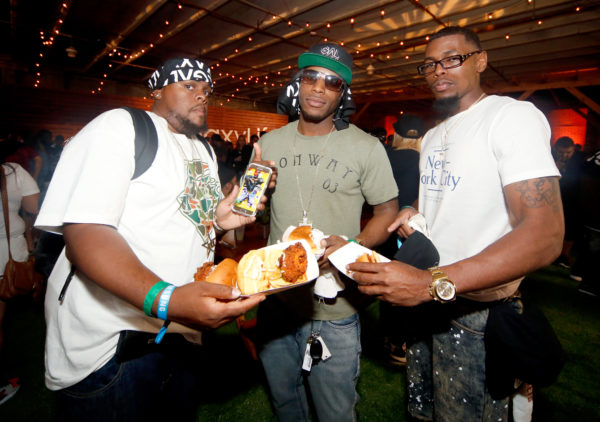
[256,42,398,421]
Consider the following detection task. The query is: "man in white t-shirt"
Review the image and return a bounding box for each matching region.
[349,27,563,421]
[36,58,271,421]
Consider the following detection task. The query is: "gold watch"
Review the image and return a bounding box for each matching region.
[428,266,456,303]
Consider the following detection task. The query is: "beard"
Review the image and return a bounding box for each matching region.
[301,107,332,124]
[300,101,341,125]
[168,110,208,138]
[433,95,460,118]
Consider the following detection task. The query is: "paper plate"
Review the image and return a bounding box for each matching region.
[328,242,390,281]
[239,239,319,297]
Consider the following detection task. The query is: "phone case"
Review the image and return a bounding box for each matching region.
[232,163,272,216]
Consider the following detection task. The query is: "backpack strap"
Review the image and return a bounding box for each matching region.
[197,135,214,161]
[122,107,159,180]
[122,107,215,179]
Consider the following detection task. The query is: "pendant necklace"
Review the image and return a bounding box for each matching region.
[172,132,203,179]
[291,123,335,227]
[441,92,487,153]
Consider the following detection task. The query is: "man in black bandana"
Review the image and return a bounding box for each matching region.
[36,57,274,421]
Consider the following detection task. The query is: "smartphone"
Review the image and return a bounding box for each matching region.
[232,163,273,217]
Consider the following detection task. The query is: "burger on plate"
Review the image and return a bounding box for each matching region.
[283,225,326,257]
[237,242,308,295]
[194,258,238,288]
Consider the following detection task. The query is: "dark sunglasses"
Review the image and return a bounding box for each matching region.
[417,50,482,75]
[300,69,345,92]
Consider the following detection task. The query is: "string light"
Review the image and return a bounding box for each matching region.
[505,34,510,39]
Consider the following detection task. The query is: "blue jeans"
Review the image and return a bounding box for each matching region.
[257,299,361,422]
[56,332,202,422]
[406,304,509,422]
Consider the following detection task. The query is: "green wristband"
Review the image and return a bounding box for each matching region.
[401,205,416,210]
[348,238,363,246]
[143,281,170,317]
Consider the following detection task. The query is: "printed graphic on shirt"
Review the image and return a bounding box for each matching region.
[178,159,221,252]
[421,143,462,201]
[277,150,359,196]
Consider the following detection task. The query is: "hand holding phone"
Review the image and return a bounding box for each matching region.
[232,163,273,217]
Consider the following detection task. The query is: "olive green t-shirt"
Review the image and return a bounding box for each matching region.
[258,121,398,320]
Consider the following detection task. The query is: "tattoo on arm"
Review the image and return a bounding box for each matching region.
[515,177,560,212]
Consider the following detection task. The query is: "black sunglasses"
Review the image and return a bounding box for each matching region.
[300,69,345,92]
[417,50,482,75]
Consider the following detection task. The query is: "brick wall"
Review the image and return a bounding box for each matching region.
[6,87,288,140]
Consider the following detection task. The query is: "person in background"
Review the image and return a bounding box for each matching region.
[577,148,600,297]
[551,136,585,278]
[256,42,398,421]
[38,132,64,202]
[378,113,425,366]
[0,150,40,406]
[349,26,563,421]
[369,127,388,149]
[5,132,43,182]
[35,57,272,421]
[231,134,253,175]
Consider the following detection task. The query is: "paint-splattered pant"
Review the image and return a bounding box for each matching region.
[406,306,509,422]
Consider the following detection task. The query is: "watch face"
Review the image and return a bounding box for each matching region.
[436,280,456,301]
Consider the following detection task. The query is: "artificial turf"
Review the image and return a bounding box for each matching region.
[1,264,598,421]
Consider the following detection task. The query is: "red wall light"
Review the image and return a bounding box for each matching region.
[549,108,588,147]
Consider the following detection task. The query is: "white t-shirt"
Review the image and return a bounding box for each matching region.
[418,95,559,301]
[36,109,221,390]
[1,163,40,268]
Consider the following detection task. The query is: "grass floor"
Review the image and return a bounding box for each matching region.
[0,264,598,421]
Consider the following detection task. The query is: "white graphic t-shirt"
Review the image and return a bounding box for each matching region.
[419,95,559,300]
[36,109,221,390]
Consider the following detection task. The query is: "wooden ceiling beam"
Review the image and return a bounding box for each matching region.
[352,72,600,104]
[566,87,600,115]
[353,102,372,121]
[84,0,169,72]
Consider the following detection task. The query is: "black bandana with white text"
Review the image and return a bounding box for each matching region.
[148,57,213,90]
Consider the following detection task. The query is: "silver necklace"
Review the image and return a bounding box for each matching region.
[442,92,487,151]
[291,124,335,226]
[171,132,202,162]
